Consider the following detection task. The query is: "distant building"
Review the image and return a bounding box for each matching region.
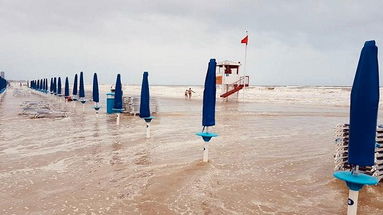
[0,71,4,78]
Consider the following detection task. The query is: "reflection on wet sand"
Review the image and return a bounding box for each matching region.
[0,86,383,214]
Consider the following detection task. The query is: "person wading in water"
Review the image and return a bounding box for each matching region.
[187,88,195,99]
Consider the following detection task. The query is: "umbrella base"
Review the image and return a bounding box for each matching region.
[334,171,378,191]
[143,116,155,123]
[196,132,218,142]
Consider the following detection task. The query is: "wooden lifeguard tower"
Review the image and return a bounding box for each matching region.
[216,60,249,101]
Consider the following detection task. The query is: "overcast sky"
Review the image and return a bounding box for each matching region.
[1,0,383,86]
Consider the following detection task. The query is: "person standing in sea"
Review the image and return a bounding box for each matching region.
[187,88,195,99]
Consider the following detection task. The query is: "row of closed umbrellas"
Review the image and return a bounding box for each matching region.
[26,45,379,215]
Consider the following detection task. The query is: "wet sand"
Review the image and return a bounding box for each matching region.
[1,86,383,215]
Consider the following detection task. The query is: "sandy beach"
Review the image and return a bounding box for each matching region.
[1,84,383,215]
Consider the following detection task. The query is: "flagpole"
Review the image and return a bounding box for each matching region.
[242,31,248,102]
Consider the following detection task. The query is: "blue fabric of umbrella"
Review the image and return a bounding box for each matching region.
[349,40,380,166]
[202,59,217,127]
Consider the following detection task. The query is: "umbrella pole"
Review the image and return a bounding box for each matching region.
[82,103,85,113]
[203,127,209,162]
[146,121,150,138]
[116,113,120,125]
[347,189,359,215]
[347,166,360,215]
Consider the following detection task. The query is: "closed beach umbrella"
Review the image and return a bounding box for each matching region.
[92,73,101,112]
[53,77,57,94]
[196,59,218,162]
[202,59,217,127]
[73,74,78,99]
[113,74,123,110]
[113,74,123,125]
[57,77,62,95]
[92,73,99,103]
[64,77,70,97]
[349,41,379,166]
[140,72,154,138]
[140,72,150,118]
[333,40,379,215]
[79,72,85,99]
[0,77,6,92]
[79,72,86,110]
[50,78,53,93]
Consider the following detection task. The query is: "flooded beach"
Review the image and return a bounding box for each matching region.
[1,85,383,215]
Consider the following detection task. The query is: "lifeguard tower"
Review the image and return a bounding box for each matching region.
[216,60,249,100]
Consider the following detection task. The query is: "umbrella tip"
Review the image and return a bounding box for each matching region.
[365,40,376,46]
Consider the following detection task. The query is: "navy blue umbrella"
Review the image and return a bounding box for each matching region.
[53,77,57,94]
[113,74,123,110]
[196,59,218,162]
[202,59,217,127]
[113,74,123,124]
[92,73,101,112]
[0,77,6,93]
[64,77,70,97]
[45,78,48,92]
[50,78,53,93]
[73,74,78,99]
[37,80,40,90]
[334,41,379,213]
[140,72,151,118]
[57,77,62,95]
[79,72,86,103]
[92,73,99,103]
[140,72,154,137]
[349,40,380,166]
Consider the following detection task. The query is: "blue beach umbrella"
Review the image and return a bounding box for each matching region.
[53,77,57,95]
[73,74,78,100]
[37,80,40,91]
[79,72,86,104]
[46,78,48,93]
[0,77,6,93]
[64,77,70,98]
[113,74,123,110]
[140,72,151,118]
[333,41,379,215]
[140,72,154,137]
[92,73,100,111]
[113,74,123,125]
[202,59,217,127]
[57,77,62,96]
[196,59,218,162]
[50,78,53,93]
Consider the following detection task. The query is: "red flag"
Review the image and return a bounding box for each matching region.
[241,35,248,45]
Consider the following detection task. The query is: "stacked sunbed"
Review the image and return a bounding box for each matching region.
[334,124,383,181]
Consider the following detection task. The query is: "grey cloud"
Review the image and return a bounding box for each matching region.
[1,0,383,86]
